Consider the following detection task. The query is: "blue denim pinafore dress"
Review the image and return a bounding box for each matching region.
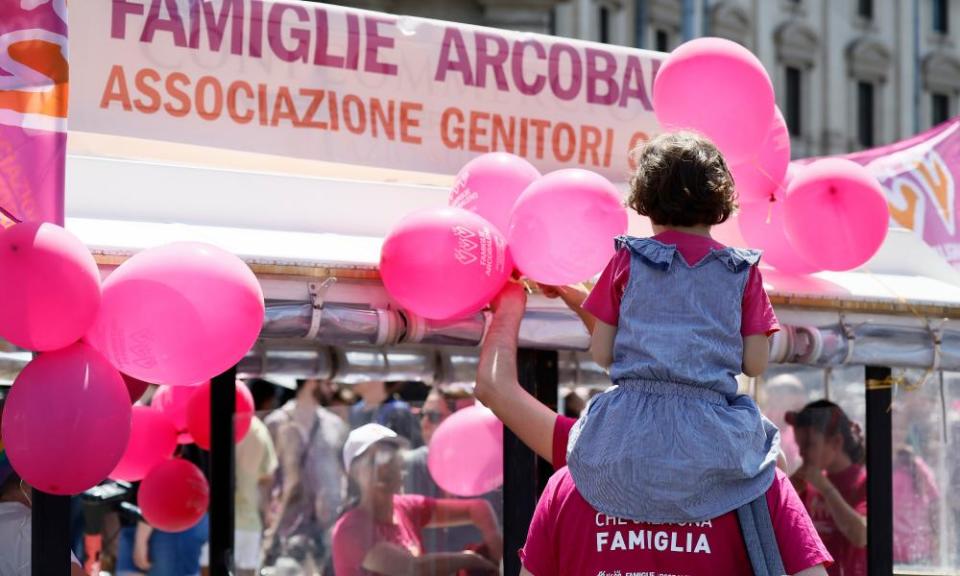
[567,235,780,523]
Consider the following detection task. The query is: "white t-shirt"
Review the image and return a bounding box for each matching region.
[0,501,80,575]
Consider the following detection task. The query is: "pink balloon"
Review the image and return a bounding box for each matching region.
[450,153,542,235]
[1,343,131,495]
[0,222,101,351]
[86,242,264,386]
[110,406,177,482]
[139,459,209,533]
[738,199,820,275]
[508,169,628,285]
[185,380,255,450]
[380,208,512,320]
[653,37,775,164]
[427,406,503,497]
[152,384,201,444]
[784,159,890,271]
[730,107,791,204]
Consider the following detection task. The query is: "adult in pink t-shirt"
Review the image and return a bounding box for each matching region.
[534,414,832,576]
[787,401,868,576]
[474,284,831,576]
[331,424,501,576]
[892,446,940,565]
[521,465,831,576]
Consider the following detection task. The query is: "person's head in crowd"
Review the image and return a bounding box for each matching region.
[418,388,471,446]
[787,400,865,472]
[328,385,357,407]
[353,381,389,405]
[562,389,586,419]
[325,384,357,423]
[308,378,340,407]
[343,424,408,509]
[247,378,280,413]
[294,378,334,406]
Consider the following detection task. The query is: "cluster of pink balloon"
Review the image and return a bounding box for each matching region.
[0,222,264,532]
[380,153,628,320]
[656,37,890,273]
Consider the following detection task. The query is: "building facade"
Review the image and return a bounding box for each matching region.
[328,0,960,159]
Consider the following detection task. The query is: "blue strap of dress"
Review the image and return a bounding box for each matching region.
[614,235,762,272]
[737,495,786,576]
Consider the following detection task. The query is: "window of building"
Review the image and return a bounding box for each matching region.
[857,81,875,148]
[858,0,873,19]
[785,66,802,135]
[933,0,949,33]
[599,5,611,43]
[655,29,670,52]
[932,92,951,125]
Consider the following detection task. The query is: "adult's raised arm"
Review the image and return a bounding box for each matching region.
[475,284,560,464]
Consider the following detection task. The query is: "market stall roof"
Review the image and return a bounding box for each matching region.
[67,132,960,319]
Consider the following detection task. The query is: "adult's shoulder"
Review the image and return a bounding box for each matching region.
[262,405,287,427]
[332,507,378,557]
[542,467,580,505]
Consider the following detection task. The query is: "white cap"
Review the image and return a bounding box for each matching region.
[342,423,406,471]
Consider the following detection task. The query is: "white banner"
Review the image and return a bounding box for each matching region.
[69,0,663,181]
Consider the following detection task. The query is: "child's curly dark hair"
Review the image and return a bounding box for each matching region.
[627,131,738,227]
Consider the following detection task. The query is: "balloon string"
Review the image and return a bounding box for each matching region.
[860,265,945,421]
[745,155,790,200]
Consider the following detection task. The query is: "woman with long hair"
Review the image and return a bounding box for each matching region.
[787,400,867,576]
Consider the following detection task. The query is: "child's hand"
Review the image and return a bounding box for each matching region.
[538,284,563,298]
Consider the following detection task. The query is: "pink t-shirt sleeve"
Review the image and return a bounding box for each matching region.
[397,494,437,529]
[552,415,577,470]
[332,514,373,576]
[582,249,631,326]
[519,471,563,576]
[767,470,834,574]
[741,265,780,337]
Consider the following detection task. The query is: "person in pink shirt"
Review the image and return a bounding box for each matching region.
[892,445,940,565]
[787,401,867,576]
[475,283,832,576]
[330,424,501,576]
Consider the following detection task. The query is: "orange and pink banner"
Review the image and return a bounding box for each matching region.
[0,0,68,227]
[841,119,960,268]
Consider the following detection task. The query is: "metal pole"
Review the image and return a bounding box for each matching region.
[32,491,72,575]
[209,365,237,576]
[865,365,893,576]
[503,349,558,576]
[32,77,71,571]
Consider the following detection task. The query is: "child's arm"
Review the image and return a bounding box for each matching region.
[742,334,770,377]
[590,320,617,368]
[741,265,778,377]
[539,283,597,335]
